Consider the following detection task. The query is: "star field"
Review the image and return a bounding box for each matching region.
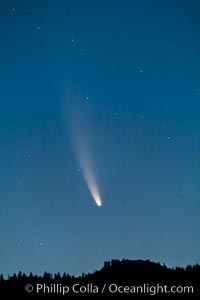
[0,0,200,276]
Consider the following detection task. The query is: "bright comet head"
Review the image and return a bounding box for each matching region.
[69,112,103,207]
[81,162,102,207]
[91,189,102,207]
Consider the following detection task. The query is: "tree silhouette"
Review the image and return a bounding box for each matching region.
[0,260,199,297]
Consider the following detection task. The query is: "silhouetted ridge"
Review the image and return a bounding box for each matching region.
[0,259,199,297]
[84,259,198,285]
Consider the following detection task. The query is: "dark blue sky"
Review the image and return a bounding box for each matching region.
[0,0,200,276]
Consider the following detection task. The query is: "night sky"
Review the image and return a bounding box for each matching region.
[0,0,200,277]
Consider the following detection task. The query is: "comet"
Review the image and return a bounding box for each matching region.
[70,115,102,207]
[78,154,102,207]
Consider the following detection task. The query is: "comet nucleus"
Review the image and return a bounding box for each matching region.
[69,114,102,207]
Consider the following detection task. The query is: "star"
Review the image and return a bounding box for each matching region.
[12,8,15,12]
[140,69,143,73]
[36,26,40,30]
[39,242,43,246]
[77,168,81,172]
[27,154,32,158]
[19,181,23,185]
[63,8,68,16]
[167,136,171,140]
[19,239,23,243]
[71,38,74,42]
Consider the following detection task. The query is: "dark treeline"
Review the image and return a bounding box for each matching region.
[0,259,200,297]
